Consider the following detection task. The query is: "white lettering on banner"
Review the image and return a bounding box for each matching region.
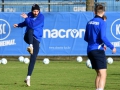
[51,29,58,38]
[0,24,6,34]
[111,19,120,40]
[0,39,16,47]
[111,41,120,47]
[79,29,85,38]
[49,46,71,50]
[116,24,120,35]
[73,7,86,12]
[0,19,11,40]
[43,29,85,38]
[0,8,16,12]
[0,19,16,47]
[59,29,66,38]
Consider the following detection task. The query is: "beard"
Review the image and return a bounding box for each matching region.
[33,14,38,17]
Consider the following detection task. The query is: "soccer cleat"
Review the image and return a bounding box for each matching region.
[27,47,33,54]
[24,79,30,86]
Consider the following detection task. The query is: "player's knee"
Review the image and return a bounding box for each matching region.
[97,72,101,77]
[98,69,107,77]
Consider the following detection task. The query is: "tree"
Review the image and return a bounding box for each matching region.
[86,0,94,11]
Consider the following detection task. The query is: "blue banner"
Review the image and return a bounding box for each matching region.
[0,12,120,56]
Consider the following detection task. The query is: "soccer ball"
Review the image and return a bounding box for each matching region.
[24,58,30,64]
[18,56,24,62]
[0,60,2,64]
[86,59,92,69]
[107,57,113,64]
[1,58,7,65]
[76,56,83,62]
[43,58,50,64]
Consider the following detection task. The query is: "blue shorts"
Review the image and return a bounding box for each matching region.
[87,50,107,69]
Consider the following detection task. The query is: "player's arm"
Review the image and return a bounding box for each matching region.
[25,14,44,29]
[14,21,26,28]
[100,21,116,53]
[13,13,28,28]
[84,24,88,42]
[18,21,27,27]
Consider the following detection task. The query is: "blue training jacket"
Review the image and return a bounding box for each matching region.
[18,12,44,42]
[84,15,114,53]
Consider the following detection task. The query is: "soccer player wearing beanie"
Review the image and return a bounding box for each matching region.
[14,4,44,86]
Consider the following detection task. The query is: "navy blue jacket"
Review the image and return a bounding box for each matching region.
[84,15,114,53]
[18,12,44,42]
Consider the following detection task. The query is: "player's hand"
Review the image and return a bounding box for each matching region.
[103,46,107,51]
[112,47,116,54]
[13,24,18,28]
[21,13,28,18]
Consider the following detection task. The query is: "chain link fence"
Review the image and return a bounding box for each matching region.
[0,0,120,12]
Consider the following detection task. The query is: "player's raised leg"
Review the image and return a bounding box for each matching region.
[24,29,34,54]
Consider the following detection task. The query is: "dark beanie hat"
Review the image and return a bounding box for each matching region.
[31,4,40,11]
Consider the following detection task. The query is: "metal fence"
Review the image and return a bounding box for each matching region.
[0,0,120,12]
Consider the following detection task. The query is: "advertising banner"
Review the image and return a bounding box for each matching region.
[0,12,119,56]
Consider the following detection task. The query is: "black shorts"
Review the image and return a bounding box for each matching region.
[87,50,107,69]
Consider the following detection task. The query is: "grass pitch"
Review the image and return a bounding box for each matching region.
[0,60,120,90]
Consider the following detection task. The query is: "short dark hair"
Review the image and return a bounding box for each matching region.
[102,15,107,20]
[95,4,105,14]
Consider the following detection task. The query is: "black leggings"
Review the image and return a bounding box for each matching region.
[24,29,40,76]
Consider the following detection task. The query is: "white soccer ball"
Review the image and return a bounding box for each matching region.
[18,56,24,62]
[0,60,2,64]
[107,57,113,64]
[1,58,7,65]
[24,58,30,64]
[86,59,92,69]
[76,56,83,62]
[43,58,50,64]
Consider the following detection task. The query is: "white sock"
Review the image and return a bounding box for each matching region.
[96,89,98,90]
[98,88,103,90]
[30,44,33,47]
[26,76,31,80]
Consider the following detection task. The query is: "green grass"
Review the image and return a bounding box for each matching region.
[0,60,120,90]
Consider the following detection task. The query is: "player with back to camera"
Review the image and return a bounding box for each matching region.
[13,4,44,86]
[84,4,116,90]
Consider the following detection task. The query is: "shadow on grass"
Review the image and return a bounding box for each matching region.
[40,83,91,88]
